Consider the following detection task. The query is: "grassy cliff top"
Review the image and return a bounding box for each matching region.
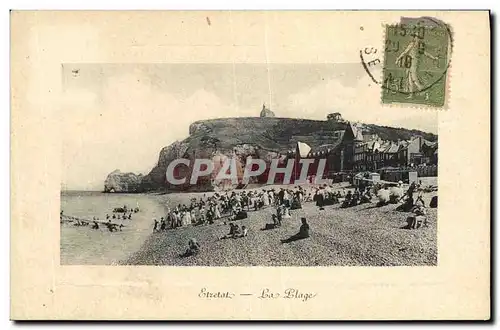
[187,117,437,152]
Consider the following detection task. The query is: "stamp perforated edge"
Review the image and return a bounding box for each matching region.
[377,19,454,111]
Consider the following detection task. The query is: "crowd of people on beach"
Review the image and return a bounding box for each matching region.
[174,179,435,257]
[151,180,433,233]
[152,187,315,233]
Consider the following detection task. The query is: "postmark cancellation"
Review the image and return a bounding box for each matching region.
[381,17,452,108]
[361,16,453,109]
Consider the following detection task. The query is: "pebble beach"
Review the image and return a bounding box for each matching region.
[122,184,438,267]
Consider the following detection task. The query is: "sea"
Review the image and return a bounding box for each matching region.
[60,191,169,265]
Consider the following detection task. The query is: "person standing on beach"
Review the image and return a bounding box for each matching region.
[276,205,283,227]
[153,218,158,232]
[278,188,285,205]
[214,204,221,220]
[199,205,206,224]
[262,190,270,207]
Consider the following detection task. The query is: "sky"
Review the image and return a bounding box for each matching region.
[61,63,438,191]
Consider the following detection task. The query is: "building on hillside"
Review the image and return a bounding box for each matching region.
[421,140,438,165]
[333,129,345,141]
[336,122,362,172]
[362,133,379,142]
[354,138,383,171]
[327,112,344,122]
[354,134,436,171]
[397,136,429,166]
[259,103,275,117]
[285,119,437,181]
[376,141,399,169]
[285,121,358,181]
[354,141,370,171]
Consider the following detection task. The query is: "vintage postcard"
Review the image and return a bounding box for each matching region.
[11,11,490,320]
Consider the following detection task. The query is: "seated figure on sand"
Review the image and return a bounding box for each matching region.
[376,188,390,206]
[389,186,404,204]
[429,195,438,208]
[414,195,425,208]
[262,214,280,230]
[396,194,415,212]
[281,218,310,243]
[219,223,241,239]
[234,209,248,221]
[360,190,372,204]
[406,209,428,229]
[183,238,200,257]
[240,226,248,238]
[341,191,353,208]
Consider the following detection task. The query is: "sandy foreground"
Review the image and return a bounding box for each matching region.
[122,182,438,267]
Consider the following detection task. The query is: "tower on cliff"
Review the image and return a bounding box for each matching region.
[260,103,275,117]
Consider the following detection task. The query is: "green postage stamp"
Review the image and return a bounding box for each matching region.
[381,17,452,107]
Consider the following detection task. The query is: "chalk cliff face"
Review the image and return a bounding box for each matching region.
[141,117,339,192]
[104,117,438,193]
[103,170,144,193]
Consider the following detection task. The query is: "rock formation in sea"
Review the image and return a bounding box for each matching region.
[103,169,144,193]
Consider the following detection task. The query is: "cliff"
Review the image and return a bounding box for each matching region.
[105,117,437,192]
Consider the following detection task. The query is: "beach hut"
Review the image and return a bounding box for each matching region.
[369,172,380,183]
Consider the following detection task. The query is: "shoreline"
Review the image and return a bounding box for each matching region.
[60,179,437,266]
